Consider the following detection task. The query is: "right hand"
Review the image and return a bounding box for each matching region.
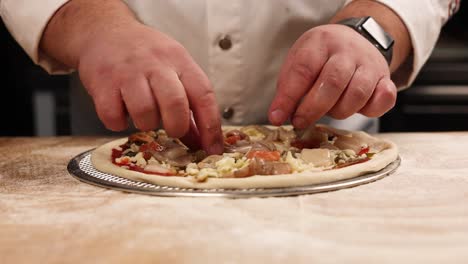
[77,22,223,154]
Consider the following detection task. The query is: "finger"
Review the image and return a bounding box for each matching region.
[92,84,128,132]
[328,66,377,119]
[359,77,397,117]
[179,111,202,150]
[268,42,328,126]
[148,70,190,138]
[292,55,356,129]
[120,76,160,131]
[180,65,223,155]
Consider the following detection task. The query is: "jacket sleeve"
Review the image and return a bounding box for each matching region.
[345,0,458,90]
[0,0,73,74]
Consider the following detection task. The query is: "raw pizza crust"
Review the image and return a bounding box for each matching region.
[91,126,398,189]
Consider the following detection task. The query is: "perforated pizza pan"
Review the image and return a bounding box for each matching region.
[67,150,400,198]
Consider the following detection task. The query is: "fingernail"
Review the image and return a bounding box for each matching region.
[270,109,286,125]
[293,116,307,129]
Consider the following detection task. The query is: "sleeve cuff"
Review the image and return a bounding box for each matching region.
[0,0,74,74]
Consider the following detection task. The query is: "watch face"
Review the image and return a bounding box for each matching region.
[362,18,394,50]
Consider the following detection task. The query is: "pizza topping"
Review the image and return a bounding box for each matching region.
[225,135,242,145]
[216,156,250,176]
[246,150,281,161]
[300,148,333,167]
[128,131,157,145]
[249,158,292,175]
[358,146,370,156]
[225,130,249,144]
[198,155,224,169]
[112,148,124,160]
[140,141,164,153]
[115,156,131,165]
[335,157,371,169]
[144,164,177,175]
[285,151,316,172]
[111,125,380,181]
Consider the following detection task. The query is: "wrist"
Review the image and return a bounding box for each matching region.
[330,0,411,73]
[40,0,139,68]
[336,16,394,66]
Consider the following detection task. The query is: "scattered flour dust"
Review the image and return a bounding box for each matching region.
[31,147,92,158]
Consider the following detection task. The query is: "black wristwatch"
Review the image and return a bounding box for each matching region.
[337,16,394,65]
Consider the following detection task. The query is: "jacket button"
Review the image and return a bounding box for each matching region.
[222,107,234,119]
[218,35,232,50]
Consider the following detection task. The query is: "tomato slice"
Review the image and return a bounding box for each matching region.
[246,150,281,161]
[225,135,242,145]
[111,148,123,159]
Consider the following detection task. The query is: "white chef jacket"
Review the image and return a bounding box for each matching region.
[0,0,457,134]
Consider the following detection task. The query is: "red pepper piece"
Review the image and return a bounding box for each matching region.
[358,147,370,156]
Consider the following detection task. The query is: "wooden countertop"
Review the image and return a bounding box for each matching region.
[1,133,468,263]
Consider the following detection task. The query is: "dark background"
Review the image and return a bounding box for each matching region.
[1,3,467,136]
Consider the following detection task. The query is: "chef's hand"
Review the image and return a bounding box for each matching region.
[78,23,223,153]
[269,24,396,129]
[40,0,223,154]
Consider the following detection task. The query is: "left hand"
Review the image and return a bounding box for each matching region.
[269,24,397,129]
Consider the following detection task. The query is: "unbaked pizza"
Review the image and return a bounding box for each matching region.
[91,124,398,189]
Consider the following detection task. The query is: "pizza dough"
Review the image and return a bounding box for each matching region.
[91,125,398,189]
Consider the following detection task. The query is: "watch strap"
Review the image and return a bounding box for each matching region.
[338,17,394,66]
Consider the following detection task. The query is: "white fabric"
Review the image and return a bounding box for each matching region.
[347,0,456,89]
[0,0,454,129]
[0,0,71,73]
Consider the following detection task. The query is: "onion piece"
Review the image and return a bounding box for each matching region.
[300,148,333,167]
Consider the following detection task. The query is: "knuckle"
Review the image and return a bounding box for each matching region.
[325,64,352,90]
[325,73,344,91]
[282,93,298,106]
[197,90,217,108]
[290,61,314,82]
[158,41,187,58]
[314,26,331,40]
[95,63,114,79]
[378,80,397,105]
[166,96,188,110]
[355,73,374,88]
[110,73,131,91]
[384,85,397,102]
[349,85,369,102]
